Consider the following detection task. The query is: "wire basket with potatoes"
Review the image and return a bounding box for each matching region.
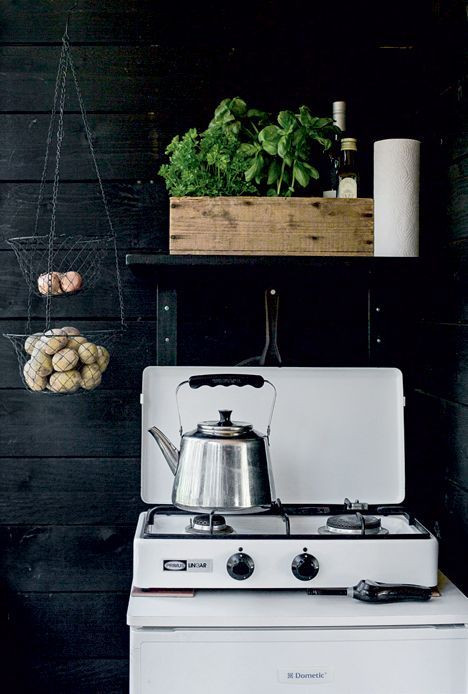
[5,326,118,394]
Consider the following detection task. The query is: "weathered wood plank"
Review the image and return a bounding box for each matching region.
[405,391,468,524]
[0,0,435,45]
[0,114,164,180]
[24,659,128,694]
[0,390,140,457]
[7,592,128,658]
[447,155,468,241]
[0,45,216,112]
[170,197,374,256]
[413,323,468,406]
[1,526,134,591]
[0,181,168,250]
[0,251,156,319]
[404,390,447,528]
[0,319,155,389]
[0,0,156,43]
[439,482,468,594]
[0,458,143,524]
[422,239,468,324]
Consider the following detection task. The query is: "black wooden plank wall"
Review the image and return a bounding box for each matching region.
[0,2,466,692]
[405,3,468,593]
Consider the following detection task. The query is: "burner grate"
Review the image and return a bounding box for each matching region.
[186,513,234,535]
[319,512,388,536]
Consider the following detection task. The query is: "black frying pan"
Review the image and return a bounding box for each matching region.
[237,288,282,366]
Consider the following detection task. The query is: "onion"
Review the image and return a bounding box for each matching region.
[60,271,83,293]
[37,272,63,295]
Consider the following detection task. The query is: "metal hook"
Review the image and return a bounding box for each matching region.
[64,2,79,38]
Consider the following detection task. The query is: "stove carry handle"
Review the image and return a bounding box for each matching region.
[352,579,433,604]
[175,374,277,436]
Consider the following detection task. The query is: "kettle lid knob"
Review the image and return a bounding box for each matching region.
[218,410,233,426]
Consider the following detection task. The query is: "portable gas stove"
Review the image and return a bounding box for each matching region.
[133,366,438,590]
[133,498,438,589]
[128,367,468,694]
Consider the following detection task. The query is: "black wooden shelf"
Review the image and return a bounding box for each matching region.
[126,253,423,366]
[126,253,421,280]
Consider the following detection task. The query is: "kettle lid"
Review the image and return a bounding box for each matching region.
[197,410,253,437]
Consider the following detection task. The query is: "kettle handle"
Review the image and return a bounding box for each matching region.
[188,374,265,389]
[175,374,277,437]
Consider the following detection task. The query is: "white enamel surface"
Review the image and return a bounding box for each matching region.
[141,367,405,505]
[133,514,439,590]
[127,573,468,627]
[130,626,468,694]
[146,513,423,536]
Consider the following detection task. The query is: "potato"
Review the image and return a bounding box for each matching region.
[52,348,79,372]
[78,341,98,364]
[67,335,87,351]
[48,370,82,393]
[24,332,43,356]
[96,345,110,373]
[40,328,68,355]
[23,361,47,391]
[81,362,102,390]
[30,348,53,377]
[61,326,81,336]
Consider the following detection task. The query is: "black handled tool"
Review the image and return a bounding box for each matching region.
[350,579,433,603]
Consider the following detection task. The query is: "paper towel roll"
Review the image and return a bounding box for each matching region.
[373,139,420,257]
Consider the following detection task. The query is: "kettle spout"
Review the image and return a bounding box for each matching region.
[148,426,179,475]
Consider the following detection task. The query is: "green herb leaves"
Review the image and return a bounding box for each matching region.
[158,127,257,197]
[159,98,338,197]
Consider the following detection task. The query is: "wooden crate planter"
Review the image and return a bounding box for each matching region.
[169,196,374,256]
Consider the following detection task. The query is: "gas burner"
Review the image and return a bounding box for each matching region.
[319,513,389,536]
[186,513,234,535]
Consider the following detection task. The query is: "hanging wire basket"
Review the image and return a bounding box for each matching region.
[8,234,114,297]
[8,30,123,301]
[3,28,126,395]
[5,327,122,394]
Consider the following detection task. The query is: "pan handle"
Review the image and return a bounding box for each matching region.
[175,374,277,437]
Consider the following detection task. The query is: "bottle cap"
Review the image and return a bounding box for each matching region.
[341,137,357,151]
[332,101,346,114]
[332,101,346,132]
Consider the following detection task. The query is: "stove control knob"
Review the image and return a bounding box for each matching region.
[291,553,319,581]
[227,553,254,581]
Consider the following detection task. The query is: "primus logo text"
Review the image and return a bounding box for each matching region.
[163,559,213,573]
[278,669,331,684]
[163,560,186,571]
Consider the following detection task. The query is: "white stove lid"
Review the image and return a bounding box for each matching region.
[141,367,405,506]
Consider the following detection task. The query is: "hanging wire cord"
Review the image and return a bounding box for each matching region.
[64,2,79,39]
[63,32,126,329]
[24,6,125,331]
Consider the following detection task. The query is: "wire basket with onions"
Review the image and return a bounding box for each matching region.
[7,30,121,301]
[8,234,114,298]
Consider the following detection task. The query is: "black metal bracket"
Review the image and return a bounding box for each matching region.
[367,270,386,365]
[156,286,177,365]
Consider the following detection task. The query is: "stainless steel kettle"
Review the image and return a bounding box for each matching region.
[148,373,277,513]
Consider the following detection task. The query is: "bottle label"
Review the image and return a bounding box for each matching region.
[338,177,357,198]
